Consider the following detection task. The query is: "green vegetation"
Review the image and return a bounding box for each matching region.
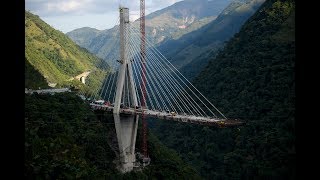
[25,58,49,89]
[25,11,109,90]
[25,93,200,179]
[171,16,217,40]
[25,93,113,178]
[25,0,295,178]
[159,0,265,80]
[65,27,101,49]
[150,0,295,179]
[136,132,202,179]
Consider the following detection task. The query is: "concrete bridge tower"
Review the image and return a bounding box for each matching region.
[113,7,139,173]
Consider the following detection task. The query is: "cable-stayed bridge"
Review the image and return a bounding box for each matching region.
[78,7,243,173]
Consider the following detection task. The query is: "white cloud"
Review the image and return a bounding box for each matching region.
[26,0,183,17]
[26,0,118,16]
[46,1,82,12]
[25,0,184,32]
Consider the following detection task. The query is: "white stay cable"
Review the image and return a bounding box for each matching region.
[142,34,221,118]
[128,41,160,110]
[130,32,180,113]
[144,45,205,116]
[128,26,205,114]
[146,39,227,118]
[128,34,173,112]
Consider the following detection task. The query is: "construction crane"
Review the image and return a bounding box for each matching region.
[140,0,150,166]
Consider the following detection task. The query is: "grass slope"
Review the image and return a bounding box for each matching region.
[25,11,108,90]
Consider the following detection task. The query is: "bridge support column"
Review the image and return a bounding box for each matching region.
[113,7,139,173]
[114,114,139,172]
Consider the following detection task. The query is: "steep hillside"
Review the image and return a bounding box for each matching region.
[25,93,201,179]
[150,0,295,179]
[25,58,49,89]
[144,0,232,38]
[66,0,232,67]
[159,0,265,79]
[25,11,109,91]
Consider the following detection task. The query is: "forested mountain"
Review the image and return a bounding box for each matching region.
[66,0,232,67]
[158,0,265,80]
[25,11,109,91]
[65,27,101,49]
[25,93,201,179]
[150,0,295,179]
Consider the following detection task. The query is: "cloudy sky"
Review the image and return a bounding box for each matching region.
[25,0,183,33]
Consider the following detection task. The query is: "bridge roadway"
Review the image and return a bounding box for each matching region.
[90,104,244,127]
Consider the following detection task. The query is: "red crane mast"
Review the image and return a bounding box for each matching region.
[140,0,148,158]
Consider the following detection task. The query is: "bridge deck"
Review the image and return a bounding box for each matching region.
[90,104,244,127]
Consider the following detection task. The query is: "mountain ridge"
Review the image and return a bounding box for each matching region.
[158,0,265,79]
[25,11,109,92]
[66,0,232,67]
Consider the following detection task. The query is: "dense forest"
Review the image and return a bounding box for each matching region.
[150,0,295,179]
[25,93,201,179]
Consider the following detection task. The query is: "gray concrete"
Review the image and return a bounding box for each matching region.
[91,104,244,127]
[114,114,139,172]
[127,63,138,106]
[112,7,140,173]
[114,7,129,114]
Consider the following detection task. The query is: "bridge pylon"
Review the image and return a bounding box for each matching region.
[113,7,139,173]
